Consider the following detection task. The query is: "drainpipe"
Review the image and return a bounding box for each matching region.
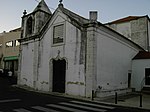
[147,16,150,51]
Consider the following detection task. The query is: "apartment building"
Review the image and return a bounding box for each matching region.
[106,16,150,51]
[0,28,21,76]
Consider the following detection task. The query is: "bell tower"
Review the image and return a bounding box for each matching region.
[21,0,52,38]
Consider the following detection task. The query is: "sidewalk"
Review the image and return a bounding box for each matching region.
[13,85,150,110]
[97,93,150,110]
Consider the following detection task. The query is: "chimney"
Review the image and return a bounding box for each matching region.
[89,11,98,22]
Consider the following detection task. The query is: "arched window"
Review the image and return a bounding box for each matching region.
[26,17,33,35]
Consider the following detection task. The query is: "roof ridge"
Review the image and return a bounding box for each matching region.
[106,15,147,24]
[59,6,90,25]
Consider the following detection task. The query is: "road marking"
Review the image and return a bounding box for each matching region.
[59,102,107,112]
[47,104,88,112]
[13,108,32,112]
[70,100,115,109]
[32,106,60,112]
[0,99,21,103]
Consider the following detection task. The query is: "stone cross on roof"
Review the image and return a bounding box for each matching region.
[59,0,63,4]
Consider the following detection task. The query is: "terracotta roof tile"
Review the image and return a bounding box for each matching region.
[133,51,150,59]
[106,16,143,24]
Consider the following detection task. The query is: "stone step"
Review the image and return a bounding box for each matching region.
[142,87,150,94]
[142,87,150,90]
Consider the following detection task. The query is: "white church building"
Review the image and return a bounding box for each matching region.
[18,0,148,98]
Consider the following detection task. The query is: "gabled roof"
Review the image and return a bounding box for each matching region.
[133,51,150,60]
[38,4,144,50]
[106,16,148,25]
[60,5,90,26]
[39,3,90,34]
[19,2,145,51]
[33,0,52,14]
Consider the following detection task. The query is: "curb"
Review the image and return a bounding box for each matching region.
[12,85,150,111]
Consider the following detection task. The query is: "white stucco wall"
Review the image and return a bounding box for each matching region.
[65,22,85,96]
[19,7,144,98]
[20,41,39,87]
[19,10,86,97]
[35,13,85,96]
[96,27,139,96]
[132,59,150,91]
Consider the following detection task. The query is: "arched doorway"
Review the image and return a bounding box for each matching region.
[52,59,66,93]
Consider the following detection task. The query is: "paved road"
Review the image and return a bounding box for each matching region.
[0,77,149,112]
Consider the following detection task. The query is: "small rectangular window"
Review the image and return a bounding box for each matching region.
[15,40,20,46]
[6,41,13,47]
[53,24,64,44]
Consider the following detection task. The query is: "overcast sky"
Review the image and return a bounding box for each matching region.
[0,0,150,33]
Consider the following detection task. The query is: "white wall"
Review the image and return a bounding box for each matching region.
[96,27,139,94]
[20,42,35,87]
[132,59,150,91]
[19,8,143,98]
[36,13,86,96]
[19,11,86,97]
